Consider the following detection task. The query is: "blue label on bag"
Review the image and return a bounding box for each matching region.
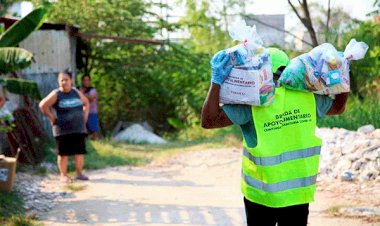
[327,70,341,86]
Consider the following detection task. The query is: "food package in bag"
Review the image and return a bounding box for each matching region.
[279,39,368,95]
[219,20,275,106]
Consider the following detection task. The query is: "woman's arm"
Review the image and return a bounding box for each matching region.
[86,89,97,103]
[80,87,96,103]
[39,91,58,124]
[86,95,96,103]
[0,96,5,109]
[76,89,90,123]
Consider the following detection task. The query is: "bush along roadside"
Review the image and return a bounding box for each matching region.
[318,94,380,130]
[0,190,40,226]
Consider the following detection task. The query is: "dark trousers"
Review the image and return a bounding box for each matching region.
[244,197,309,226]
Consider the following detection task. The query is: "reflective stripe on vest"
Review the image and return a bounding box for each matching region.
[242,171,317,193]
[243,146,321,166]
[241,87,322,208]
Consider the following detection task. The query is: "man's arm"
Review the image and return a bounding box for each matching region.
[202,50,233,129]
[326,93,349,115]
[201,83,232,129]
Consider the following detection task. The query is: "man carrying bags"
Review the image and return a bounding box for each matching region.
[201,48,348,226]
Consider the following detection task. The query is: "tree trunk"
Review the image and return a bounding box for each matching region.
[5,107,49,164]
[288,0,319,47]
[325,0,331,42]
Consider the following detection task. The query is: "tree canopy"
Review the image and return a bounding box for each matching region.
[30,0,379,133]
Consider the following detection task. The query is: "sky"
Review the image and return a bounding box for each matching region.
[246,0,375,30]
[248,0,374,19]
[13,0,377,45]
[15,0,376,26]
[151,0,377,41]
[13,0,376,23]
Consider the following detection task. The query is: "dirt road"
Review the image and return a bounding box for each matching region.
[40,148,380,226]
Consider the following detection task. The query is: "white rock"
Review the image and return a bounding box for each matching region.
[353,161,366,171]
[347,153,360,162]
[342,207,380,216]
[353,139,371,149]
[114,124,167,144]
[365,170,378,180]
[357,124,375,133]
[364,150,378,161]
[371,129,380,138]
[342,146,356,155]
[360,175,371,181]
[335,159,351,171]
[376,158,380,171]
[340,171,355,181]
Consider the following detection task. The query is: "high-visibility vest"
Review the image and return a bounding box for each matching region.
[241,87,322,208]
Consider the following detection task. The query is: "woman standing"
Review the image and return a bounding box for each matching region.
[39,70,90,183]
[80,74,100,140]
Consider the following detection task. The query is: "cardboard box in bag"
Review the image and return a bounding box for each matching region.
[0,149,20,192]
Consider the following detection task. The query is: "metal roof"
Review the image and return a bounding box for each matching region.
[0,16,79,31]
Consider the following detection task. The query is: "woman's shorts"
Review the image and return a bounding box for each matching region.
[55,133,87,156]
[86,113,100,133]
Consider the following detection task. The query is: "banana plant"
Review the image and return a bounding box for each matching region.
[0,6,50,100]
[0,5,50,162]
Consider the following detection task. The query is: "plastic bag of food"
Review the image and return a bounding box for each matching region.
[279,39,368,95]
[219,20,275,106]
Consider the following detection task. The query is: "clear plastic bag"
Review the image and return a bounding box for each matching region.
[343,39,369,60]
[219,20,275,106]
[279,39,368,95]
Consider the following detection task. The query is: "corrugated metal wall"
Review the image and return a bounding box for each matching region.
[20,30,75,75]
[18,30,77,136]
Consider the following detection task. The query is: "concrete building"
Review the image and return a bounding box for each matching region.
[245,14,285,48]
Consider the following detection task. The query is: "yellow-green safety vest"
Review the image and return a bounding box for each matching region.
[241,87,322,208]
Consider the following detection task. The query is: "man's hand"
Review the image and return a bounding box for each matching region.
[211,50,233,85]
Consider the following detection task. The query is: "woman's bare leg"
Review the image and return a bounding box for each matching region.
[57,155,69,182]
[74,154,84,176]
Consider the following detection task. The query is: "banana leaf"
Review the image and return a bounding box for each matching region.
[0,7,49,47]
[0,78,41,100]
[0,47,34,74]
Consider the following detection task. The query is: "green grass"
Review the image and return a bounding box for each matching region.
[0,190,39,226]
[63,125,242,171]
[324,205,350,216]
[64,182,88,192]
[0,190,23,218]
[318,95,380,130]
[17,165,49,177]
[2,215,41,226]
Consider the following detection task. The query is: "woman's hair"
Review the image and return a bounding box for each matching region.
[81,74,91,81]
[81,74,93,93]
[59,69,73,79]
